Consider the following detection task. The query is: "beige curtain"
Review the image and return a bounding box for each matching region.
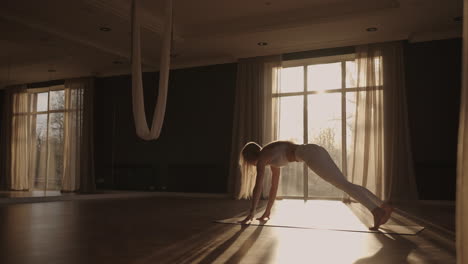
[63,78,95,193]
[10,85,31,190]
[228,56,281,198]
[457,0,468,262]
[349,42,418,202]
[62,80,83,191]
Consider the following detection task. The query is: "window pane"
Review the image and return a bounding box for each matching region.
[47,113,64,190]
[277,95,304,197]
[307,93,343,198]
[346,61,357,88]
[36,92,48,112]
[279,163,303,197]
[307,62,341,91]
[279,66,304,93]
[49,90,65,110]
[277,96,303,143]
[33,114,48,190]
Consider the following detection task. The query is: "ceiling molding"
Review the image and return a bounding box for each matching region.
[232,33,409,60]
[408,28,462,43]
[0,12,159,67]
[183,0,399,38]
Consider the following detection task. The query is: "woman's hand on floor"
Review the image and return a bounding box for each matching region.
[238,214,254,225]
[256,212,270,221]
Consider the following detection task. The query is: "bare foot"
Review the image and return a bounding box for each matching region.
[369,203,394,230]
[379,202,394,226]
[370,207,385,230]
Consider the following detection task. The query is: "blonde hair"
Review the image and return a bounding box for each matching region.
[237,142,261,199]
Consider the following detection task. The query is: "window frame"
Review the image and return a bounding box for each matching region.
[275,53,379,199]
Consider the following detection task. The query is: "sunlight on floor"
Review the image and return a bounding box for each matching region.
[270,200,370,230]
[268,200,380,264]
[203,200,388,264]
[272,228,380,264]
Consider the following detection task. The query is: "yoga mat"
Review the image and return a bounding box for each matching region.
[215,200,424,235]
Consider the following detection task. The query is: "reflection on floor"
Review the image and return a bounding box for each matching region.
[0,190,64,198]
[0,197,456,264]
[0,190,227,205]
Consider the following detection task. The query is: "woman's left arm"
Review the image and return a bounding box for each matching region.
[257,166,280,220]
[239,162,265,224]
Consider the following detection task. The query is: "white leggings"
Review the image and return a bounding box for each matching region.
[295,144,382,211]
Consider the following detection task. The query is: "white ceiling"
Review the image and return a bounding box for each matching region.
[0,0,463,87]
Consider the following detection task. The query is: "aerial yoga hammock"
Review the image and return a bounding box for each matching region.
[131,0,172,140]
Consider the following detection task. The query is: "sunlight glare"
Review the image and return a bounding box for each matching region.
[278,96,303,143]
[280,66,303,93]
[307,63,341,92]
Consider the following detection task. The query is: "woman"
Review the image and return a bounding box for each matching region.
[238,141,393,230]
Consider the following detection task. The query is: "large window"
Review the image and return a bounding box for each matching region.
[275,54,378,199]
[32,86,66,191]
[12,85,68,191]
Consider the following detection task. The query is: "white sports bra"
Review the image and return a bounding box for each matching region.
[268,144,290,168]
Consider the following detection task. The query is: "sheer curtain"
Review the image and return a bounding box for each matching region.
[229,56,281,198]
[348,42,418,202]
[62,78,95,192]
[457,0,468,262]
[63,78,95,193]
[9,85,31,190]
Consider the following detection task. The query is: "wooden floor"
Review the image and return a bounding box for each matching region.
[0,196,456,264]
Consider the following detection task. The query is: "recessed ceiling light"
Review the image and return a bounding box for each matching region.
[366,27,378,32]
[48,69,56,73]
[100,27,112,32]
[454,16,463,22]
[257,42,268,46]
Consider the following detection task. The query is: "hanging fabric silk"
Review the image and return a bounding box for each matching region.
[131,0,172,140]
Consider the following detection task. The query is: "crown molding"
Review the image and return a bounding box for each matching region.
[0,12,158,67]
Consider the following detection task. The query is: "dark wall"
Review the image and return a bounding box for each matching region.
[94,63,237,193]
[405,38,462,200]
[0,89,4,189]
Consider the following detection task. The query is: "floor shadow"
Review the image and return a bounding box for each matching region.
[223,225,265,264]
[196,225,250,264]
[196,224,265,264]
[391,214,455,256]
[353,233,419,264]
